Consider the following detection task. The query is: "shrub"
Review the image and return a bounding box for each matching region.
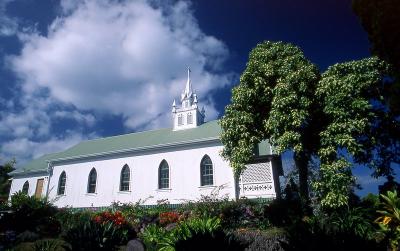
[61,210,134,251]
[232,228,287,251]
[159,211,181,226]
[159,217,244,251]
[283,208,384,251]
[141,224,168,251]
[4,192,59,234]
[375,190,400,251]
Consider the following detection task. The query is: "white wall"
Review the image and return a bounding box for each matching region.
[48,143,237,208]
[9,174,49,199]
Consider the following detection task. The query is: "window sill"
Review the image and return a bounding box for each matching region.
[156,188,172,192]
[118,190,131,194]
[85,193,97,196]
[198,185,216,189]
[56,194,66,197]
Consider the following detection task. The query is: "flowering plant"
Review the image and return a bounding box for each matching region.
[159,211,180,225]
[93,211,127,226]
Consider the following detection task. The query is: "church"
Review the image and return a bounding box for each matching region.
[8,69,283,208]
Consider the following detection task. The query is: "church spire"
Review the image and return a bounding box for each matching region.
[182,67,192,101]
[173,67,205,130]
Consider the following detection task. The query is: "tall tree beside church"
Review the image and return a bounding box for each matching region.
[0,159,15,202]
[314,57,395,207]
[219,41,321,204]
[220,41,398,209]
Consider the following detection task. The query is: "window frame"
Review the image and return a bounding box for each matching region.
[22,180,29,194]
[200,155,214,186]
[158,160,170,189]
[178,114,183,126]
[87,168,97,194]
[187,112,193,124]
[119,164,131,192]
[57,171,67,195]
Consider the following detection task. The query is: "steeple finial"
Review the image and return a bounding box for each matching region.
[184,67,192,97]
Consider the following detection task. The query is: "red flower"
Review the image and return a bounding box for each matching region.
[93,215,102,223]
[159,211,180,225]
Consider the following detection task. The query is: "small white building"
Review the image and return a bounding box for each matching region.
[9,69,283,208]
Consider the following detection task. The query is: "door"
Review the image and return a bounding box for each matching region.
[35,179,44,198]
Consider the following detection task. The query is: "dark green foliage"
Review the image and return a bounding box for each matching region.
[33,238,68,251]
[232,228,287,251]
[179,195,271,230]
[379,175,400,195]
[220,41,321,203]
[159,217,244,251]
[1,192,60,236]
[0,159,15,202]
[221,41,399,209]
[62,218,116,251]
[264,198,303,227]
[352,0,400,73]
[60,210,133,251]
[282,209,384,251]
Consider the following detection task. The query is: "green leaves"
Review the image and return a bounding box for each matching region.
[220,41,319,176]
[316,57,392,207]
[220,41,397,209]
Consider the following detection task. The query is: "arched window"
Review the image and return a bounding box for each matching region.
[87,168,97,193]
[22,181,29,194]
[187,112,193,124]
[158,160,169,189]
[120,164,130,191]
[200,155,214,186]
[58,171,66,195]
[178,114,183,126]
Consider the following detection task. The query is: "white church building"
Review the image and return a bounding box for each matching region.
[9,69,283,208]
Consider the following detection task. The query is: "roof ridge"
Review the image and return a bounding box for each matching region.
[80,119,219,144]
[83,126,172,144]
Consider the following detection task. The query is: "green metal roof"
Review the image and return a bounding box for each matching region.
[10,152,61,176]
[12,120,220,175]
[11,120,273,176]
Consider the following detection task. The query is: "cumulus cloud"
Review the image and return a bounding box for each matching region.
[1,0,233,166]
[0,132,92,165]
[10,0,232,130]
[0,0,18,36]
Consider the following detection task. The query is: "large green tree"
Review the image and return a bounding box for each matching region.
[353,0,400,73]
[0,159,15,202]
[220,41,399,209]
[220,41,321,204]
[314,57,396,207]
[353,0,400,113]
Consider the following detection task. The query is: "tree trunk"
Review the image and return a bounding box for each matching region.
[294,151,310,204]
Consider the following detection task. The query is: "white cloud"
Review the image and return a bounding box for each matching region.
[0,132,92,165]
[10,0,232,130]
[53,110,96,127]
[1,0,233,166]
[0,0,18,36]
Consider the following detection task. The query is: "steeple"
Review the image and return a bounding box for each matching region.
[172,68,205,130]
[181,67,193,102]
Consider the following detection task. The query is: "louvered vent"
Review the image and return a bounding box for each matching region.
[241,162,272,183]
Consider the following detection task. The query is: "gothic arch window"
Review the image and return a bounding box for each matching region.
[58,171,67,195]
[87,168,97,193]
[158,160,169,189]
[178,114,183,126]
[22,181,29,194]
[187,112,193,124]
[200,155,214,186]
[120,164,130,191]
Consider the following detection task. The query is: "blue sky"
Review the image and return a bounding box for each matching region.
[0,0,396,196]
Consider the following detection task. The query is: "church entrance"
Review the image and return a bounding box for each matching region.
[35,178,44,198]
